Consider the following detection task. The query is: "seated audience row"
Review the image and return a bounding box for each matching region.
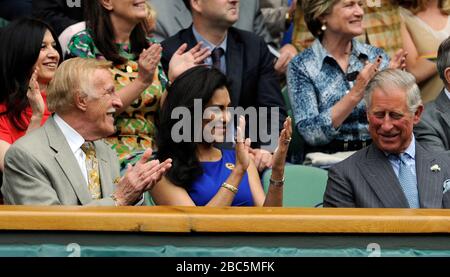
[1,59,291,207]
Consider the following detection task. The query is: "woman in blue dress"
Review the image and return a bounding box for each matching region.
[153,66,292,206]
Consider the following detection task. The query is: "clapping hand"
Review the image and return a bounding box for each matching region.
[351,56,383,100]
[389,49,408,70]
[114,149,172,206]
[235,116,251,174]
[137,43,162,86]
[168,42,211,81]
[27,68,45,118]
[271,117,292,175]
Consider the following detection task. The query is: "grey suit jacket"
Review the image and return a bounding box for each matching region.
[414,90,450,152]
[324,142,450,208]
[150,0,273,43]
[1,117,120,206]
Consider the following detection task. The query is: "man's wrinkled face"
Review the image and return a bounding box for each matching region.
[84,69,123,139]
[367,87,423,154]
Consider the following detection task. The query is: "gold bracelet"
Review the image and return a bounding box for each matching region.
[221,182,238,194]
[269,177,285,187]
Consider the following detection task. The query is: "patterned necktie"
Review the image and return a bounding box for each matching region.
[81,142,102,200]
[211,47,224,71]
[397,153,420,208]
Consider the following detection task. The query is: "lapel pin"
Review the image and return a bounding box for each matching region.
[431,164,441,172]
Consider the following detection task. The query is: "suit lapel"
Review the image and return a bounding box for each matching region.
[94,141,114,198]
[435,90,450,130]
[415,142,443,208]
[46,117,92,205]
[226,31,243,106]
[185,27,200,50]
[357,145,410,208]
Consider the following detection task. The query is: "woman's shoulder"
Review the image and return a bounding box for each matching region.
[70,29,94,44]
[67,29,98,58]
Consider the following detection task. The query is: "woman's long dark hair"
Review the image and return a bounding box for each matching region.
[84,0,149,65]
[157,66,230,189]
[0,18,62,131]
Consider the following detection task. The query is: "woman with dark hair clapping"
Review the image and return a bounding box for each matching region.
[0,18,62,171]
[153,66,292,207]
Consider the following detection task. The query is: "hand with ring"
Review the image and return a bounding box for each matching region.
[284,137,292,145]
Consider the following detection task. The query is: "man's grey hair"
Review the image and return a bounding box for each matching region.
[364,69,422,114]
[437,36,450,84]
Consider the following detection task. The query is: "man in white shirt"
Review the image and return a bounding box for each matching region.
[1,58,171,206]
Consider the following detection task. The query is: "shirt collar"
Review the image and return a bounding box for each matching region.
[192,25,227,52]
[445,87,450,101]
[53,113,86,154]
[384,134,416,160]
[312,38,369,70]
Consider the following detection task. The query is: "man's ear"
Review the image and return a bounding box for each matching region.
[74,90,88,112]
[99,0,113,11]
[413,104,424,125]
[444,67,450,86]
[190,0,202,13]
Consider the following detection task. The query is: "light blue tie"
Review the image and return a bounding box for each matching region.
[397,154,420,208]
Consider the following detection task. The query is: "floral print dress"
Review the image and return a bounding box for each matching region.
[67,29,168,170]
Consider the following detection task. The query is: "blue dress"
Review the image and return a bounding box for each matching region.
[189,149,254,206]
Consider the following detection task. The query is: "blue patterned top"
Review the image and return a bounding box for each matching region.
[189,149,254,206]
[287,39,389,146]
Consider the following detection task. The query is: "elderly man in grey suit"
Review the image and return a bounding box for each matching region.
[324,69,450,208]
[414,37,450,152]
[1,58,172,206]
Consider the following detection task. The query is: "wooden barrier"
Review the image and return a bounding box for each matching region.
[1,206,450,233]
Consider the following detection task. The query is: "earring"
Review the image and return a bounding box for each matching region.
[321,24,327,32]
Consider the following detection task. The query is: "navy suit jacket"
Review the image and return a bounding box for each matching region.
[161,26,287,148]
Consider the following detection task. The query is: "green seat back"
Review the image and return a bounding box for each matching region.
[262,165,328,207]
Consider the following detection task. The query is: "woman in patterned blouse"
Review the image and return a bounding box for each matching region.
[67,0,208,170]
[287,0,407,156]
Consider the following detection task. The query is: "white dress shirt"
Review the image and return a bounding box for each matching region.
[53,114,89,185]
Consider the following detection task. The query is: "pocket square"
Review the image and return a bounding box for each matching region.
[443,179,450,194]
